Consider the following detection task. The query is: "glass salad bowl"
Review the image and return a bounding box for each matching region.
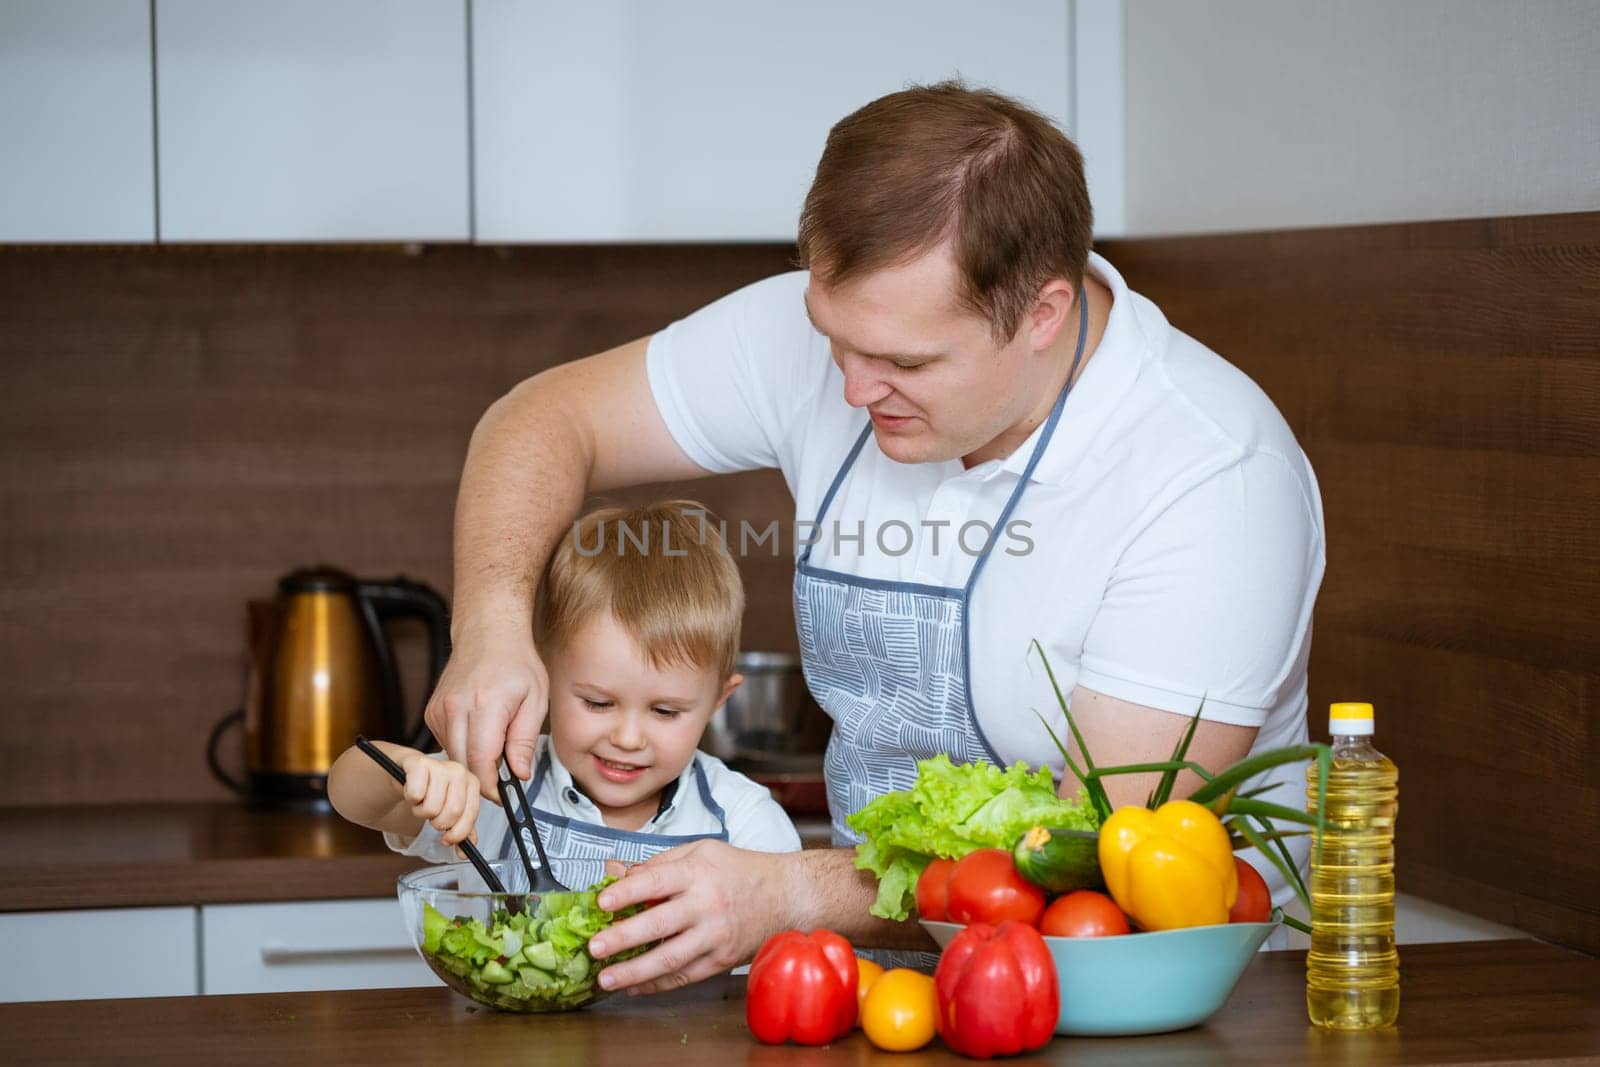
[398,860,644,1013]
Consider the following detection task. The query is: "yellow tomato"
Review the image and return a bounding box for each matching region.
[860,968,937,1052]
[855,956,885,1019]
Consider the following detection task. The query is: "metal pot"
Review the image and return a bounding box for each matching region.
[701,651,831,762]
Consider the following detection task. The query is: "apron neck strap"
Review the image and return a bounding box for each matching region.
[964,286,1090,594]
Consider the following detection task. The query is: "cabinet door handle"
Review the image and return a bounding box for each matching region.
[260,945,419,965]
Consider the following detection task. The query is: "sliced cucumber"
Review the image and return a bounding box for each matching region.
[518,966,558,990]
[521,940,560,971]
[560,953,590,984]
[480,959,515,985]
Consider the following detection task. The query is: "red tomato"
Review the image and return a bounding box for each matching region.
[915,858,955,922]
[1229,856,1272,923]
[944,849,1046,927]
[1039,890,1130,937]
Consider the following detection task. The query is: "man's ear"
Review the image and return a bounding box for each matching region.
[1028,278,1078,352]
[717,673,745,708]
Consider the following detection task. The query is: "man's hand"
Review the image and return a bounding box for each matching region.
[586,840,793,995]
[422,626,550,799]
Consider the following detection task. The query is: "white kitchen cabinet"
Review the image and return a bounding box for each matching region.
[201,898,440,995]
[472,0,1074,242]
[0,0,156,242]
[155,0,470,242]
[0,907,196,1003]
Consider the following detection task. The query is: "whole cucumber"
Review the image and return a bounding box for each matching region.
[1012,825,1105,894]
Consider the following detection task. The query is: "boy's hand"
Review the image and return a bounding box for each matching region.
[397,753,481,849]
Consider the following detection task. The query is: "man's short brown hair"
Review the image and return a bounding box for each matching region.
[797,80,1093,342]
[535,500,744,680]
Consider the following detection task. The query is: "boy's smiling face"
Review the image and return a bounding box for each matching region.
[546,612,741,831]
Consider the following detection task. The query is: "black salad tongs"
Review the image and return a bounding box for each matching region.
[497,752,570,894]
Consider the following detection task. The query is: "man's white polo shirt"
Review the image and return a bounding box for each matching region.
[646,252,1325,904]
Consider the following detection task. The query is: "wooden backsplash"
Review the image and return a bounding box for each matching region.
[0,244,799,808]
[4,214,1595,952]
[1101,212,1600,954]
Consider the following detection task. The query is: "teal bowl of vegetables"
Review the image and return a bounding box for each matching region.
[921,915,1279,1036]
[398,861,646,1013]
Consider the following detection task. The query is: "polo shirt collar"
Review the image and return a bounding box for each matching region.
[542,740,692,825]
[997,252,1152,487]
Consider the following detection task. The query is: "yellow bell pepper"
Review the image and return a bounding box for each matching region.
[1097,800,1238,930]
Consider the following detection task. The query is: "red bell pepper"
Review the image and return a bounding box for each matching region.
[746,929,859,1045]
[934,921,1058,1059]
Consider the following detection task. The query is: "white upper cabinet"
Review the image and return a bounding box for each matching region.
[1,1,1088,245]
[156,0,470,242]
[0,0,156,242]
[472,1,1073,242]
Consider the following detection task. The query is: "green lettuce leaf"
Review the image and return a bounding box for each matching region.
[847,754,1099,921]
[422,901,450,954]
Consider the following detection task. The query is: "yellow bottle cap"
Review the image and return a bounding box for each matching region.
[1328,701,1374,735]
[1330,702,1374,720]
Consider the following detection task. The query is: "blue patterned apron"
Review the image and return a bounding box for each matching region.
[497,750,729,891]
[796,292,1089,847]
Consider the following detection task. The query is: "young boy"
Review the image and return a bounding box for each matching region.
[329,500,802,888]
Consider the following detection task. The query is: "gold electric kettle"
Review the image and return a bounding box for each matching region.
[208,567,450,810]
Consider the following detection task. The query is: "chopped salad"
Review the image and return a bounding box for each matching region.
[421,878,647,1011]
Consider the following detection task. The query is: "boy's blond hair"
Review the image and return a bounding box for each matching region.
[535,500,743,679]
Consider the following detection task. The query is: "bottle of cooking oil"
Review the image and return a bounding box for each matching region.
[1305,701,1400,1029]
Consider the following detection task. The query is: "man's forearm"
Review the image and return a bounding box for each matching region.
[782,848,938,952]
[451,372,593,640]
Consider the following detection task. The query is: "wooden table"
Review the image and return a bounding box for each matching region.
[0,804,836,912]
[4,940,1595,1064]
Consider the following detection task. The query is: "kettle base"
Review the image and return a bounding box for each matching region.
[248,772,334,814]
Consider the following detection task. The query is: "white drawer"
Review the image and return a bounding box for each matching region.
[201,898,441,995]
[0,907,198,1002]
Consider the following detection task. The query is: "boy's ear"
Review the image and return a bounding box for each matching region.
[717,673,745,707]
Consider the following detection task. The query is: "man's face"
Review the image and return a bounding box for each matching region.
[804,243,1041,466]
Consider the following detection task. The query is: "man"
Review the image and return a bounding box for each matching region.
[428,82,1324,994]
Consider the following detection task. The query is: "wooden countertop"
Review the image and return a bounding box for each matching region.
[0,804,837,912]
[7,940,1597,1065]
[0,803,425,911]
